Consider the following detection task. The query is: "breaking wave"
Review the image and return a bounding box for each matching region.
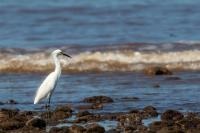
[1,48,200,73]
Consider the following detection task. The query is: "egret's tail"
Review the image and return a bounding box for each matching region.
[34,97,39,104]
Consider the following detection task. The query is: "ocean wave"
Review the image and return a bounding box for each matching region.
[0,49,200,73]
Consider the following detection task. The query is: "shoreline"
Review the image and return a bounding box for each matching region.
[1,97,200,133]
[0,71,200,132]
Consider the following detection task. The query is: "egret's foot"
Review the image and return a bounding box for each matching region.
[46,111,52,121]
[45,104,51,120]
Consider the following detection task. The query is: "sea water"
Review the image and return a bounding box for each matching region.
[0,0,200,114]
[0,0,200,48]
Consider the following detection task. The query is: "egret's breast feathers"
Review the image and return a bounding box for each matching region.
[34,72,58,104]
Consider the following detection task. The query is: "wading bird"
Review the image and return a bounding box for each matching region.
[34,49,71,107]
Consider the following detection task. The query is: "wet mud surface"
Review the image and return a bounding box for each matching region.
[1,96,200,133]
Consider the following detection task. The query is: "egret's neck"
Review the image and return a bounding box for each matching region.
[53,55,61,77]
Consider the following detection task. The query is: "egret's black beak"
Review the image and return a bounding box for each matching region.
[61,52,72,58]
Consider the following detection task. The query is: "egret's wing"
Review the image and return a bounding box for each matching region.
[34,72,58,104]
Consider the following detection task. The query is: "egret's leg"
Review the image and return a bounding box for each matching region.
[46,93,52,119]
[46,93,51,108]
[48,92,53,109]
[48,96,51,107]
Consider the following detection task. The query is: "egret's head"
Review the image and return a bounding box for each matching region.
[52,49,71,58]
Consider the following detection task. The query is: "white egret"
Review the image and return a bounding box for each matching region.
[34,49,71,107]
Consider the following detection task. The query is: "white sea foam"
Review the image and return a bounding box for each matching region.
[0,49,200,73]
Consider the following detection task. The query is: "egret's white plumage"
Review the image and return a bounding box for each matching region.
[34,49,71,105]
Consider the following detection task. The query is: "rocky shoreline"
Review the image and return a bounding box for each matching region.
[0,96,200,133]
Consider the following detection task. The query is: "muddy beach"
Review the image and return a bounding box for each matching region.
[1,68,200,132]
[1,95,200,133]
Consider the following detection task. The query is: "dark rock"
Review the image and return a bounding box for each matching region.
[40,111,53,119]
[26,117,46,129]
[0,129,4,133]
[186,112,199,118]
[69,124,86,133]
[52,111,72,120]
[10,115,28,125]
[157,127,184,133]
[76,104,93,110]
[0,110,37,131]
[11,111,37,123]
[150,120,177,132]
[165,76,181,80]
[196,123,200,129]
[117,113,142,131]
[19,127,45,133]
[86,123,105,133]
[100,113,119,121]
[92,103,104,109]
[176,114,200,130]
[43,105,73,120]
[18,111,36,119]
[76,103,104,110]
[0,108,19,121]
[186,129,200,133]
[161,110,184,122]
[123,124,148,132]
[143,106,158,117]
[177,119,195,130]
[144,66,173,76]
[76,111,92,117]
[105,129,120,133]
[0,111,7,122]
[149,121,167,132]
[135,125,148,132]
[49,126,70,133]
[0,101,4,105]
[6,99,18,104]
[124,125,137,132]
[153,84,160,88]
[55,105,73,113]
[75,114,100,123]
[129,109,140,114]
[121,97,140,101]
[0,120,24,130]
[21,111,34,116]
[83,96,113,104]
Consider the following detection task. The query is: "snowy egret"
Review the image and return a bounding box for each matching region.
[34,49,71,107]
